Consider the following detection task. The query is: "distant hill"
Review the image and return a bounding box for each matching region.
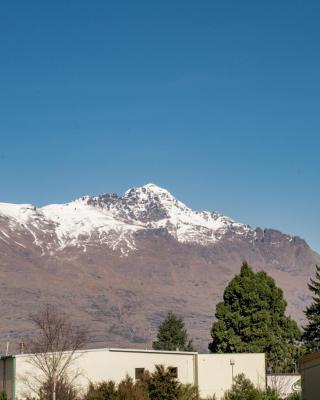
[0,183,318,352]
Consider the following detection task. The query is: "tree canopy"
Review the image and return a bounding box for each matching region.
[208,262,302,372]
[152,312,194,352]
[303,265,320,352]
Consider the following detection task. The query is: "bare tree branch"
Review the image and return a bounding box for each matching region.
[22,304,87,400]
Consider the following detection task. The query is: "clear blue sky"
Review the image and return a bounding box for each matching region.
[0,1,319,251]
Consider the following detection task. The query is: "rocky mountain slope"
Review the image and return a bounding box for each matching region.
[0,184,318,352]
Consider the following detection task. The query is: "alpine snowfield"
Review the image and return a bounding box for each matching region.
[0,183,318,351]
[0,183,253,255]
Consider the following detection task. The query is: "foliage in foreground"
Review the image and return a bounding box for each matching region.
[222,374,279,400]
[39,377,79,400]
[285,393,302,400]
[209,262,303,372]
[0,391,8,400]
[83,365,199,400]
[23,370,302,400]
[25,376,80,400]
[152,312,194,352]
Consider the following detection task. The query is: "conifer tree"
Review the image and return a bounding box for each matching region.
[153,312,194,351]
[209,262,302,372]
[303,265,320,352]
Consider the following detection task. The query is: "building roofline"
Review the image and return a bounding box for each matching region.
[299,351,320,365]
[108,348,198,355]
[11,347,265,358]
[12,347,199,358]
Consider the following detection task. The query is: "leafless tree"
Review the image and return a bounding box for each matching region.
[22,304,87,400]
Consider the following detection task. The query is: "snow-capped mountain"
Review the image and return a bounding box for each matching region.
[0,183,253,255]
[0,183,318,352]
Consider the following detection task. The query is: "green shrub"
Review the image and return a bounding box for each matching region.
[178,383,199,400]
[222,374,258,400]
[84,381,118,400]
[36,377,79,400]
[259,388,280,400]
[0,391,7,400]
[286,393,301,400]
[84,373,150,400]
[117,376,149,400]
[81,367,203,400]
[221,374,280,400]
[147,365,180,400]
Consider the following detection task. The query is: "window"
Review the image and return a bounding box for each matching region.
[135,368,145,380]
[169,367,178,378]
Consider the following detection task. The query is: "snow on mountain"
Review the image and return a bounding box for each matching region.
[0,183,253,254]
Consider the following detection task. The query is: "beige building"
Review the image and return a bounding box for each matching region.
[300,352,320,400]
[197,353,266,398]
[0,348,266,399]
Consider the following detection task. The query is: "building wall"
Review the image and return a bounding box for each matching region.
[15,348,197,399]
[0,357,15,399]
[14,349,266,400]
[300,356,320,400]
[197,353,266,399]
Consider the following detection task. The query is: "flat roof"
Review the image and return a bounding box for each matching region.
[11,347,198,358]
[108,348,198,355]
[7,347,265,358]
[299,351,320,365]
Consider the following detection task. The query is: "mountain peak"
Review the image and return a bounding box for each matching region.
[142,182,166,191]
[124,183,174,199]
[0,184,252,255]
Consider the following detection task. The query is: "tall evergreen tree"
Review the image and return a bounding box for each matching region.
[303,265,320,352]
[153,312,194,351]
[209,262,302,372]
